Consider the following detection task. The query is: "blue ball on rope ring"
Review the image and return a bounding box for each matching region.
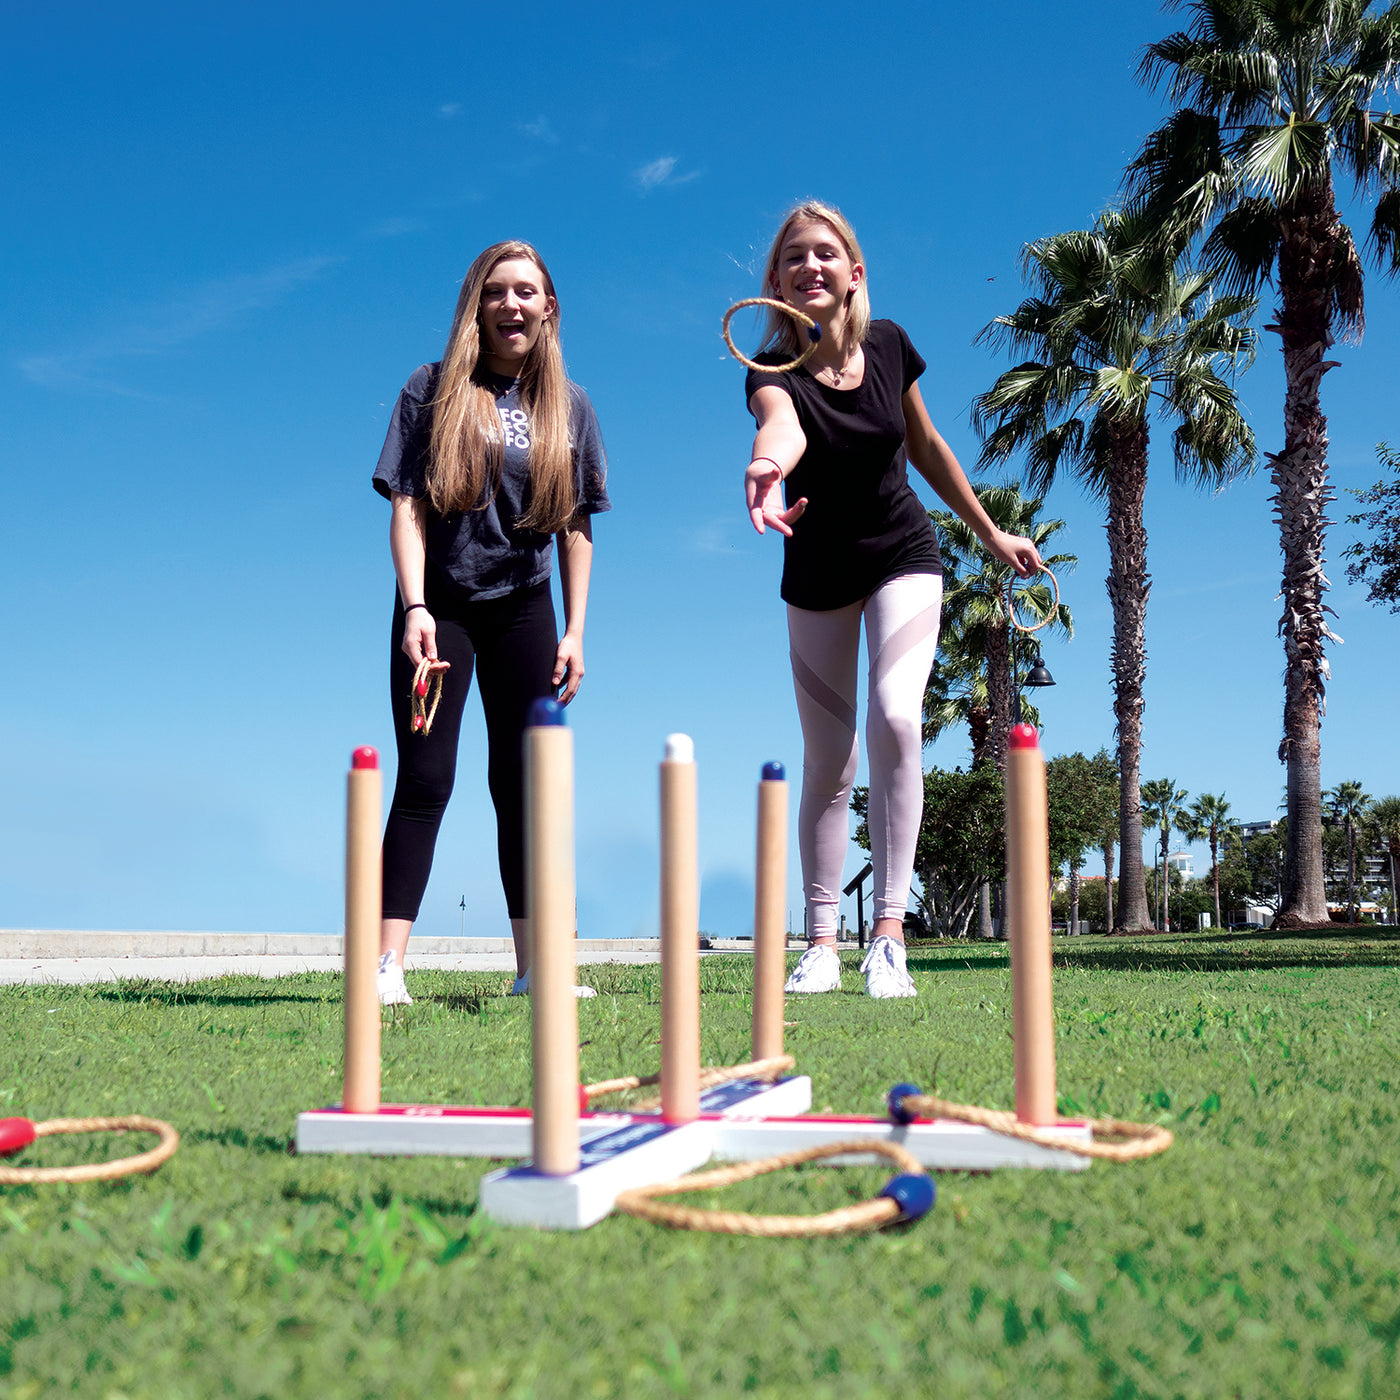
[887,1082,922,1125]
[879,1172,936,1222]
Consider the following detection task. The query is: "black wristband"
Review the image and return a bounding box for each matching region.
[404,602,429,616]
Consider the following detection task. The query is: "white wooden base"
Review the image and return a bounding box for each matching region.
[477,1076,811,1229]
[294,1075,812,1160]
[708,1113,1092,1172]
[296,1076,1093,1230]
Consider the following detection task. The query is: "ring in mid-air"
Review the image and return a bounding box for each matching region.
[722,297,822,374]
[1006,564,1061,635]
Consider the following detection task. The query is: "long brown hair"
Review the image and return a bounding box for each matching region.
[759,200,872,358]
[427,240,576,533]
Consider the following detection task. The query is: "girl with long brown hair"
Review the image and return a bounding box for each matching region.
[742,201,1039,997]
[372,240,609,1004]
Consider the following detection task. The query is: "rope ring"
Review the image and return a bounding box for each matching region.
[615,1138,931,1236]
[583,1055,795,1113]
[894,1093,1173,1163]
[722,298,822,374]
[411,658,444,736]
[0,1115,180,1185]
[1006,565,1061,635]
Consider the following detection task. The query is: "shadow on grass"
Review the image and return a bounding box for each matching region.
[280,1181,481,1221]
[84,984,335,1008]
[191,1126,294,1155]
[905,929,1400,977]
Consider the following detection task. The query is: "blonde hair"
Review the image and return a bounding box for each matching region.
[759,201,872,358]
[427,240,577,534]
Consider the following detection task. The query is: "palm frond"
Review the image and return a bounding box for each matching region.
[1201,196,1281,293]
[1126,109,1235,241]
[1091,364,1153,419]
[1330,220,1366,339]
[1369,185,1400,273]
[1234,116,1332,201]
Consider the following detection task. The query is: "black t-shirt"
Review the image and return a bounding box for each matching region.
[373,363,610,599]
[745,319,941,611]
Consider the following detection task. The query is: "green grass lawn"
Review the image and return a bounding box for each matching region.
[2,930,1398,1400]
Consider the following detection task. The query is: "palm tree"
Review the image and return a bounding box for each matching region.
[1365,795,1400,921]
[1129,0,1400,927]
[928,484,1075,771]
[1142,777,1191,929]
[974,210,1256,934]
[1326,779,1373,920]
[923,484,1073,938]
[1181,791,1240,927]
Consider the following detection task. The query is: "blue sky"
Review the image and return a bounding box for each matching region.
[3,2,1397,939]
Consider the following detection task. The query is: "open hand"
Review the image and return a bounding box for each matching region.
[745,459,807,537]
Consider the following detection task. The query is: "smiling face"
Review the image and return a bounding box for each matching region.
[478,257,557,374]
[771,219,862,323]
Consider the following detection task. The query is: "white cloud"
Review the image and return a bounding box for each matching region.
[633,156,701,193]
[439,102,462,117]
[19,255,342,395]
[363,217,424,241]
[520,115,557,143]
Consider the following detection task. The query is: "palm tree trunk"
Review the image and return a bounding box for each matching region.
[1069,867,1080,934]
[1102,841,1114,932]
[1272,185,1341,928]
[1161,827,1171,930]
[1211,833,1221,929]
[1106,420,1153,933]
[977,881,993,940]
[1347,821,1356,922]
[986,618,1014,771]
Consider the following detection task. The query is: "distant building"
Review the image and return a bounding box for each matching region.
[1167,849,1193,879]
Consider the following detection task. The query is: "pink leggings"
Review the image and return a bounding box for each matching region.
[787,572,943,941]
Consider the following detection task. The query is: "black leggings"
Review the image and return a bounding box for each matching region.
[381,576,558,922]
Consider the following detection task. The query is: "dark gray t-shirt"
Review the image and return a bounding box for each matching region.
[373,362,610,599]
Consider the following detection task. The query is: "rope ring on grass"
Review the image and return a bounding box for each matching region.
[722,298,822,374]
[0,1115,180,1185]
[1006,565,1061,635]
[583,1055,795,1112]
[411,658,444,736]
[891,1092,1173,1162]
[615,1138,932,1236]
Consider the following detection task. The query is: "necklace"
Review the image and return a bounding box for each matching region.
[817,346,860,387]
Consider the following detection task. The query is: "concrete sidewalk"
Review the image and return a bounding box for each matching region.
[0,929,796,988]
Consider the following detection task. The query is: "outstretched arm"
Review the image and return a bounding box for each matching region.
[554,514,593,705]
[903,382,1041,576]
[745,385,809,537]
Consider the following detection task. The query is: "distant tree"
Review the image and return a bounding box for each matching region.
[1088,748,1122,932]
[1142,777,1192,929]
[1365,795,1400,920]
[1342,443,1400,612]
[853,764,1006,939]
[1219,825,1286,918]
[1047,750,1120,934]
[1180,792,1240,929]
[1128,0,1400,928]
[1326,779,1372,921]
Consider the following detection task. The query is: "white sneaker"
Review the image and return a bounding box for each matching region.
[861,936,917,999]
[783,943,842,994]
[508,969,597,999]
[377,951,412,1006]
